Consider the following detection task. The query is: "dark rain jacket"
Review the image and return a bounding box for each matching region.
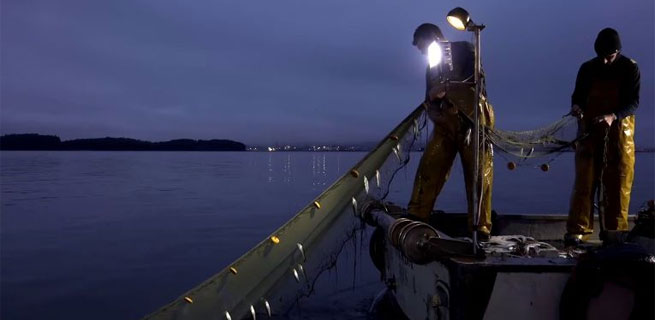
[425,41,487,122]
[571,55,640,121]
[425,41,475,102]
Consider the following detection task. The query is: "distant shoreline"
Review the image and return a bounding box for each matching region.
[0,134,246,151]
[1,133,653,153]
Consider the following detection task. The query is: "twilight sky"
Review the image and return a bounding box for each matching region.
[1,0,653,146]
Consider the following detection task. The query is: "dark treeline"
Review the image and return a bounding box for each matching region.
[0,134,246,151]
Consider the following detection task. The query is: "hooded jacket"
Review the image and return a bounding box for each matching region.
[571,54,640,120]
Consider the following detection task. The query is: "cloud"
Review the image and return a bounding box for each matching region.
[1,0,653,145]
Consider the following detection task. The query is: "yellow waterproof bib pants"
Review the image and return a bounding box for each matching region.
[567,78,636,235]
[408,89,495,235]
[567,116,635,234]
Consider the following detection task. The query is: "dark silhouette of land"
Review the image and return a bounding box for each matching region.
[0,134,246,151]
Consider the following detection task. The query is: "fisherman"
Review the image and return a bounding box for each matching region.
[565,28,640,245]
[408,23,495,239]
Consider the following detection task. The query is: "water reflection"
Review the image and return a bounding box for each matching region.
[312,153,328,189]
[267,153,273,183]
[282,154,293,183]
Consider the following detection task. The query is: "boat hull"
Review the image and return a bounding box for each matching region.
[371,212,640,320]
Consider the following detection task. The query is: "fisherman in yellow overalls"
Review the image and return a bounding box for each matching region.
[565,28,640,245]
[408,23,495,239]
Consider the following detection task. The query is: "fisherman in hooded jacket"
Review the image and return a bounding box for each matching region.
[565,28,640,245]
[408,23,495,239]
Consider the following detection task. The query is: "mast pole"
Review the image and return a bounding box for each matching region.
[472,25,484,254]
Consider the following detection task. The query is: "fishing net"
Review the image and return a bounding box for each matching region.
[142,105,582,320]
[484,114,580,170]
[142,106,426,320]
[266,109,584,318]
[486,115,578,158]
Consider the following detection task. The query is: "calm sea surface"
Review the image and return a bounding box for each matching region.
[1,151,653,319]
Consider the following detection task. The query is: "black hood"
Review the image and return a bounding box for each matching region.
[594,28,622,57]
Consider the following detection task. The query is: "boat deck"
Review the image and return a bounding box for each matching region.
[419,210,635,241]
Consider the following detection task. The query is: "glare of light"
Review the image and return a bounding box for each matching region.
[427,41,442,68]
[447,16,466,31]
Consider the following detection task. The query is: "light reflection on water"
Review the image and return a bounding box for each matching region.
[0,151,653,319]
[311,153,329,189]
[282,153,292,184]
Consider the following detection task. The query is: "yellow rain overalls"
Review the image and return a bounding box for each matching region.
[408,41,495,235]
[567,55,639,236]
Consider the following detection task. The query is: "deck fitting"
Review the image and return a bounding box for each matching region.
[250,305,256,320]
[297,264,306,279]
[392,147,401,162]
[264,299,271,317]
[292,268,300,282]
[375,170,381,187]
[296,243,305,261]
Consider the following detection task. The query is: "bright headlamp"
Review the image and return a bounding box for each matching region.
[427,41,442,68]
[427,41,454,82]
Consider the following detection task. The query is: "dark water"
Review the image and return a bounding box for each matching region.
[1,151,653,319]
